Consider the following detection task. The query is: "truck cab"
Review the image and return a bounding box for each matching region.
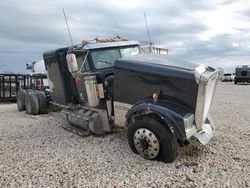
[43,37,219,163]
[43,40,140,105]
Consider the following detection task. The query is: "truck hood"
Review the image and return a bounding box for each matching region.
[115,53,199,80]
[120,53,199,71]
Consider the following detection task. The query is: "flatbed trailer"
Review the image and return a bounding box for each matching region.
[0,73,46,102]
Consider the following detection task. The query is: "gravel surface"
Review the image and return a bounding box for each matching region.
[0,82,249,187]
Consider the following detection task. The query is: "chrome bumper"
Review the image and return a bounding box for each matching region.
[193,122,214,145]
[185,114,215,145]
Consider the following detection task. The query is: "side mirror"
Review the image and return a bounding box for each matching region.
[66,53,78,78]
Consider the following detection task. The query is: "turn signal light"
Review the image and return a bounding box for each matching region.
[75,75,81,85]
[152,93,158,103]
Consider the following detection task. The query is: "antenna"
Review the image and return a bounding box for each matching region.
[144,13,151,43]
[62,8,74,46]
[144,13,152,50]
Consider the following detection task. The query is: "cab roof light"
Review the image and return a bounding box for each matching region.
[96,37,116,42]
[81,34,128,45]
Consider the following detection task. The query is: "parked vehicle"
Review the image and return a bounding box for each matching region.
[231,73,235,81]
[234,65,250,84]
[221,73,232,82]
[0,73,47,102]
[17,37,219,162]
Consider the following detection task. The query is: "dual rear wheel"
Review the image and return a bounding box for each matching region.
[17,90,48,115]
[16,90,27,111]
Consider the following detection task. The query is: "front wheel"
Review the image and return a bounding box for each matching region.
[127,115,177,163]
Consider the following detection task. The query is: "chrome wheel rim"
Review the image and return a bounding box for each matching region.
[134,128,160,159]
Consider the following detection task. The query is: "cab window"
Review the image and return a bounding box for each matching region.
[120,46,140,57]
[91,49,121,69]
[90,45,140,70]
[76,54,90,73]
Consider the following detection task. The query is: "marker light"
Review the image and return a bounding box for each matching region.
[75,75,81,85]
[152,93,158,103]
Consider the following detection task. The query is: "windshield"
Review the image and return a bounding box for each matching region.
[91,49,120,69]
[91,46,140,69]
[120,46,140,57]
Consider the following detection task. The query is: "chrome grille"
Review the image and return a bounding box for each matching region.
[203,76,217,122]
[195,66,219,130]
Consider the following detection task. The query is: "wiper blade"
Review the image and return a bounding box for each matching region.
[98,60,112,65]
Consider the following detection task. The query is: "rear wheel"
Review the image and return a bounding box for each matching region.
[25,91,39,115]
[234,79,237,84]
[16,90,27,111]
[35,91,48,114]
[127,115,177,163]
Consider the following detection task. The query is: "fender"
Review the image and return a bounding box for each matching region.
[126,99,194,141]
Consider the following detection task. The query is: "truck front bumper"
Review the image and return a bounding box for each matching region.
[185,114,215,145]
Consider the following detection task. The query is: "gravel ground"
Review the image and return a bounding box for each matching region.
[0,82,249,187]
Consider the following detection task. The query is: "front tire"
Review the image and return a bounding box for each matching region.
[127,115,177,163]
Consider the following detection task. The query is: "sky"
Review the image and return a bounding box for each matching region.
[0,0,249,73]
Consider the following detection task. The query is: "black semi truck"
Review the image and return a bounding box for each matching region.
[234,65,250,84]
[18,37,219,162]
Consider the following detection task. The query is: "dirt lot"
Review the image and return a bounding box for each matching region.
[0,82,249,187]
